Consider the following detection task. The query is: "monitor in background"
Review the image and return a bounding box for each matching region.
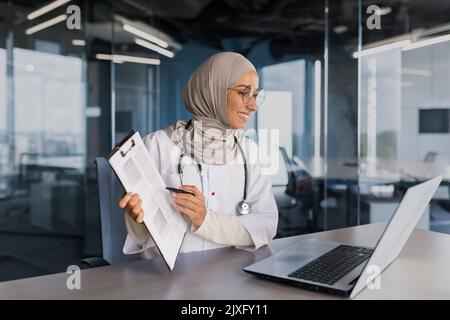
[419,108,450,133]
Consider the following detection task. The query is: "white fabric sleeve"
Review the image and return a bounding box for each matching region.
[123,214,159,259]
[124,214,150,246]
[192,209,254,247]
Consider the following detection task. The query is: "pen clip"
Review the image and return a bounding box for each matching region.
[120,139,135,157]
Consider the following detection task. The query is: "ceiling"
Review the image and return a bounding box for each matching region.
[2,0,450,60]
[109,0,327,58]
[104,0,450,58]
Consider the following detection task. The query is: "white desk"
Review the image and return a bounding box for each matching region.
[0,224,449,299]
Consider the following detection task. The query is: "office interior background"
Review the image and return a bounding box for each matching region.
[1,0,450,282]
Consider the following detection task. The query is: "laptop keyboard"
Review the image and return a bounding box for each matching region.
[288,245,374,285]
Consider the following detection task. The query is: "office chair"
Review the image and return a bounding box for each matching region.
[279,147,313,199]
[275,147,314,237]
[423,151,438,163]
[80,157,140,268]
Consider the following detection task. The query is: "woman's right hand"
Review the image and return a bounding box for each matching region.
[119,192,144,224]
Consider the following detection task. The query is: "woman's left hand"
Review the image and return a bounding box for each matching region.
[171,185,206,228]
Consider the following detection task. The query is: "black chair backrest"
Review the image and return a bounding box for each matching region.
[423,152,438,163]
[95,157,140,264]
[279,147,312,198]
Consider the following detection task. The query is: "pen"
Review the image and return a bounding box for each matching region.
[165,187,195,196]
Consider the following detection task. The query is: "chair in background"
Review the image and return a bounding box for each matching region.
[80,157,140,268]
[275,147,314,237]
[279,147,313,200]
[423,151,438,163]
[421,152,450,219]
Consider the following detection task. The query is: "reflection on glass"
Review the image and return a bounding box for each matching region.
[0,49,7,193]
[359,48,401,179]
[13,48,85,170]
[358,3,450,234]
[114,62,159,143]
[0,0,91,282]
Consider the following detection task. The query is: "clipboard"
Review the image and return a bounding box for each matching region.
[107,130,137,160]
[107,130,188,271]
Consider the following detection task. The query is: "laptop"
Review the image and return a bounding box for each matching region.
[244,175,442,298]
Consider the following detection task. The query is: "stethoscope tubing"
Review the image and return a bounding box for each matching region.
[177,130,250,214]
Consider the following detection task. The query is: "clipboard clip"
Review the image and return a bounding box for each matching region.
[107,130,136,160]
[120,139,135,157]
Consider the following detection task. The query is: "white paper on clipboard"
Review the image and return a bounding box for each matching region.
[108,131,188,271]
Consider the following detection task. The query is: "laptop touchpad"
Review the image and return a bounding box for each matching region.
[275,239,338,265]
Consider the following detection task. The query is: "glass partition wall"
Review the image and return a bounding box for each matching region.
[322,0,450,234]
[322,0,361,230]
[357,0,450,233]
[0,0,91,281]
[0,0,116,282]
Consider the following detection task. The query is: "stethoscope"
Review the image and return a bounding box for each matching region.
[177,123,251,215]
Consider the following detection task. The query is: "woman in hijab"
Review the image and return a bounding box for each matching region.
[119,52,278,258]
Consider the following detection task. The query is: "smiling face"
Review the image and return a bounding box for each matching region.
[226,70,259,129]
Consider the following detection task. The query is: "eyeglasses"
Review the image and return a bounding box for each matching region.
[228,85,266,107]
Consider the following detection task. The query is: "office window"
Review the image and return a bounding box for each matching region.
[260,60,307,157]
[13,48,85,168]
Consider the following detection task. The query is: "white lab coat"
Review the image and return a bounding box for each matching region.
[123,130,278,258]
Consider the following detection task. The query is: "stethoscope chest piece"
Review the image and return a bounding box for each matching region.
[237,200,251,215]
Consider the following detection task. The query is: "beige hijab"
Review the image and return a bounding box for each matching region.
[164,52,256,165]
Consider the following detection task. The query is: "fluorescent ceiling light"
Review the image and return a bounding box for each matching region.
[353,40,411,58]
[86,106,101,118]
[376,7,392,16]
[72,39,86,46]
[25,14,67,35]
[402,34,450,51]
[135,38,174,58]
[96,54,160,65]
[123,24,168,48]
[27,0,72,20]
[333,25,348,34]
[419,23,450,38]
[401,68,432,77]
[96,54,124,64]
